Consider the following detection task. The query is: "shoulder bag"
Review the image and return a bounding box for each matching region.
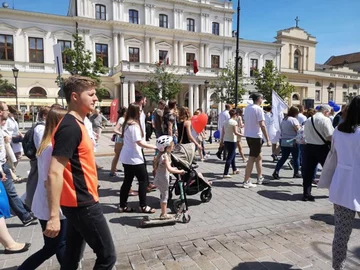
[311,117,331,149]
[318,137,337,189]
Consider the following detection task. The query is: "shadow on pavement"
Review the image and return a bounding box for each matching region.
[261,180,302,187]
[257,190,303,201]
[109,215,142,227]
[233,261,300,270]
[1,267,18,270]
[310,213,360,229]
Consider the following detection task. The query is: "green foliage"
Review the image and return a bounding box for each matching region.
[210,60,246,104]
[253,60,295,103]
[62,34,108,100]
[0,73,16,96]
[137,64,183,103]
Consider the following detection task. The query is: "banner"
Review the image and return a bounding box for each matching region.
[109,99,119,123]
[272,90,288,142]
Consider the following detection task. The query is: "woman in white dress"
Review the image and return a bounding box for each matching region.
[264,106,279,161]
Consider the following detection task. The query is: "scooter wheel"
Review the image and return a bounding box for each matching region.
[200,190,212,202]
[182,214,191,223]
[171,199,182,213]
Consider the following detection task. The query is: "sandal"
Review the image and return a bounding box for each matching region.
[160,214,174,220]
[118,207,135,213]
[139,206,156,214]
[128,190,138,196]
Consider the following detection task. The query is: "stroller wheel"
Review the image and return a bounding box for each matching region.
[182,214,191,223]
[171,199,182,213]
[200,190,212,203]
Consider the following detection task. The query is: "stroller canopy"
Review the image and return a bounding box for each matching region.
[171,143,195,168]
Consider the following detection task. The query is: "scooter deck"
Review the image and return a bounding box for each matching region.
[140,216,176,227]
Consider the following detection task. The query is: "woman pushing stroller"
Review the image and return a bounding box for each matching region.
[154,135,185,219]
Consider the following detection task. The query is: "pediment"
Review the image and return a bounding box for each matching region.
[0,22,18,32]
[125,38,143,45]
[52,30,74,37]
[156,41,172,49]
[264,52,276,58]
[210,46,222,52]
[248,51,261,57]
[183,44,198,50]
[23,26,47,36]
[91,33,112,42]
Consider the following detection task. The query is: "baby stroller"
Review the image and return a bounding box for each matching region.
[168,143,212,223]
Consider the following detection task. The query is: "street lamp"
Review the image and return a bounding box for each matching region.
[12,67,19,111]
[204,80,212,144]
[234,0,241,108]
[119,75,125,110]
[327,85,332,102]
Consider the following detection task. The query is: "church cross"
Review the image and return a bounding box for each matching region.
[295,16,300,28]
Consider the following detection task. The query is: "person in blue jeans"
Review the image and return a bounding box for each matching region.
[273,106,302,179]
[221,109,243,178]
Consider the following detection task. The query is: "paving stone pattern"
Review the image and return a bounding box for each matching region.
[1,143,360,269]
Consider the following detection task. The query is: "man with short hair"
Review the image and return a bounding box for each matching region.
[44,76,116,269]
[0,102,36,226]
[296,105,307,126]
[216,104,231,160]
[152,100,165,138]
[162,99,178,142]
[243,93,271,188]
[302,104,334,202]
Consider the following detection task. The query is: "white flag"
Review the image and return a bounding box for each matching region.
[272,90,288,142]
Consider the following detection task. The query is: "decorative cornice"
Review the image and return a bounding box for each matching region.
[78,28,90,34]
[174,9,183,13]
[201,13,210,17]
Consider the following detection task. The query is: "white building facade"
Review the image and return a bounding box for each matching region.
[0,0,281,115]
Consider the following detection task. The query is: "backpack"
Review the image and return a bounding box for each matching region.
[22,123,44,160]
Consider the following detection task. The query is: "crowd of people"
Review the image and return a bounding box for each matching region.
[0,75,358,269]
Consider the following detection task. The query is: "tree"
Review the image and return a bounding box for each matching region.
[253,60,295,103]
[137,64,183,103]
[0,73,16,96]
[210,60,246,105]
[62,34,108,101]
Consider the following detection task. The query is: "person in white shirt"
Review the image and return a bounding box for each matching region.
[5,108,23,165]
[216,104,231,160]
[327,96,360,270]
[263,105,280,161]
[302,104,334,201]
[119,104,157,213]
[19,108,68,270]
[25,106,49,209]
[243,93,270,188]
[296,105,307,126]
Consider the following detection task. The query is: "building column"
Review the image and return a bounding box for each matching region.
[129,81,136,103]
[144,4,150,25]
[223,46,228,67]
[151,37,156,64]
[188,84,194,114]
[173,40,178,65]
[119,1,124,21]
[122,81,129,106]
[112,1,118,20]
[150,5,155,25]
[204,44,210,68]
[202,86,207,112]
[173,9,178,29]
[194,84,199,111]
[113,33,119,67]
[200,43,205,67]
[145,37,150,63]
[178,10,183,30]
[178,41,184,66]
[289,44,293,69]
[119,33,125,61]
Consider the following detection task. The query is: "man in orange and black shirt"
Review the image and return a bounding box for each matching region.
[44,76,116,270]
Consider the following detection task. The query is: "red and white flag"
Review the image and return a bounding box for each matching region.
[193,56,199,74]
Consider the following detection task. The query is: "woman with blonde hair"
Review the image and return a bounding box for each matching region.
[177,107,202,150]
[18,108,68,270]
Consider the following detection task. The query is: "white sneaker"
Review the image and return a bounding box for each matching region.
[257,177,270,185]
[223,174,232,178]
[243,181,257,188]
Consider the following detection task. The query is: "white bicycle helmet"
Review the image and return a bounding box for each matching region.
[156,135,173,152]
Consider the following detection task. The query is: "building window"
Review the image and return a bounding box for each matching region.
[250,58,258,77]
[328,91,334,101]
[294,50,300,70]
[342,84,348,89]
[129,10,139,24]
[315,81,321,87]
[353,85,358,90]
[58,40,71,64]
[29,87,47,98]
[129,47,140,62]
[212,22,219,35]
[95,43,108,67]
[186,53,195,66]
[211,55,220,68]
[159,50,168,63]
[315,90,320,101]
[187,18,195,32]
[343,92,347,102]
[95,4,106,20]
[265,60,273,66]
[292,94,299,101]
[0,34,14,61]
[159,14,168,28]
[29,37,44,63]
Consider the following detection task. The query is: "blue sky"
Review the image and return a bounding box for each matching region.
[9,0,360,64]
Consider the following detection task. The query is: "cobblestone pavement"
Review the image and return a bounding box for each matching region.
[1,147,360,269]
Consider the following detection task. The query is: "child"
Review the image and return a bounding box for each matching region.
[154,135,185,219]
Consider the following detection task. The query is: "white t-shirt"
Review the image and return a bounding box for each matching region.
[6,117,22,153]
[120,124,144,165]
[0,127,6,165]
[31,145,65,220]
[218,110,230,137]
[297,113,307,126]
[244,104,265,138]
[223,119,237,142]
[33,122,45,150]
[140,110,146,140]
[304,112,334,145]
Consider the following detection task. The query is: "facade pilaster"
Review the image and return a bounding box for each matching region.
[122,81,129,106]
[129,81,136,103]
[179,41,184,66]
[119,33,125,61]
[173,9,178,29]
[200,43,205,67]
[119,0,124,21]
[151,37,156,64]
[145,37,150,63]
[194,84,199,110]
[144,4,151,25]
[188,84,194,114]
[173,40,178,65]
[204,44,210,68]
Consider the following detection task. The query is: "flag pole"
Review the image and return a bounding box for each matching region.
[234,0,241,108]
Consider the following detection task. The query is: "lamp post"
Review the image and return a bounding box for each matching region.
[234,0,241,108]
[119,75,125,110]
[327,85,332,102]
[204,80,212,144]
[12,67,19,111]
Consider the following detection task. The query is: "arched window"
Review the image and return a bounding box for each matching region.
[294,50,301,70]
[29,87,47,98]
[187,18,195,32]
[159,14,168,28]
[212,22,219,35]
[343,84,348,89]
[329,83,335,88]
[315,81,321,87]
[129,10,139,24]
[353,85,358,90]
[292,94,299,101]
[95,4,106,20]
